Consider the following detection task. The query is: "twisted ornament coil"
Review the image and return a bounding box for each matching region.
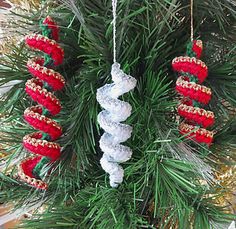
[97,63,137,187]
[18,16,65,190]
[172,40,215,145]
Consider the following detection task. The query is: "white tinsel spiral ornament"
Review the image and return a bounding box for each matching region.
[97,62,137,187]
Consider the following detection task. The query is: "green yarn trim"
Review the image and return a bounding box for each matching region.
[32,157,51,179]
[33,18,55,179]
[186,41,196,58]
[40,19,52,38]
[185,41,201,108]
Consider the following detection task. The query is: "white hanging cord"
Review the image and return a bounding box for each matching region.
[190,0,194,41]
[112,0,117,63]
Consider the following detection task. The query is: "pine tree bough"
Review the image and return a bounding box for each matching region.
[97,63,137,187]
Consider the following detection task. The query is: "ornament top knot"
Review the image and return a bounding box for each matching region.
[192,40,203,58]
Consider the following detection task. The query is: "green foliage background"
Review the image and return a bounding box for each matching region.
[0,0,236,228]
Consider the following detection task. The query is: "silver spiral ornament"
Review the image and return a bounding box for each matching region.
[97,62,137,187]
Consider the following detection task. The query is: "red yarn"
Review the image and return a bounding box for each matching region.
[27,58,65,91]
[179,123,213,145]
[20,157,47,190]
[24,106,62,140]
[172,40,215,145]
[19,16,65,190]
[25,34,64,65]
[176,76,212,104]
[172,58,208,83]
[43,16,59,41]
[25,78,61,116]
[23,133,61,161]
[177,104,214,128]
[192,40,202,58]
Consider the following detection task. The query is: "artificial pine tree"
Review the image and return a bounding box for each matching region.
[0,0,236,228]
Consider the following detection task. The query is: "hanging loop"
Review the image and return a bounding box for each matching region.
[190,0,194,41]
[112,0,118,63]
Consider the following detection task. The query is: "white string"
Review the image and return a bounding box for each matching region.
[112,0,117,63]
[190,0,194,41]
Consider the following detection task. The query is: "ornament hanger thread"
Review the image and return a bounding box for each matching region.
[112,0,117,63]
[190,0,194,41]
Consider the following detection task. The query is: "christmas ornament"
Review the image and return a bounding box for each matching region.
[172,0,215,145]
[18,16,65,190]
[96,0,137,188]
[172,40,215,145]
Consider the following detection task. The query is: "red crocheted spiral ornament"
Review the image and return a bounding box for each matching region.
[18,16,65,190]
[172,40,215,145]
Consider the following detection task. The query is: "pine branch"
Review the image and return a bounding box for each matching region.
[0,0,236,228]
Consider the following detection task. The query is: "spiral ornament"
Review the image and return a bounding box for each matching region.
[18,16,65,190]
[97,63,137,187]
[172,40,215,145]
